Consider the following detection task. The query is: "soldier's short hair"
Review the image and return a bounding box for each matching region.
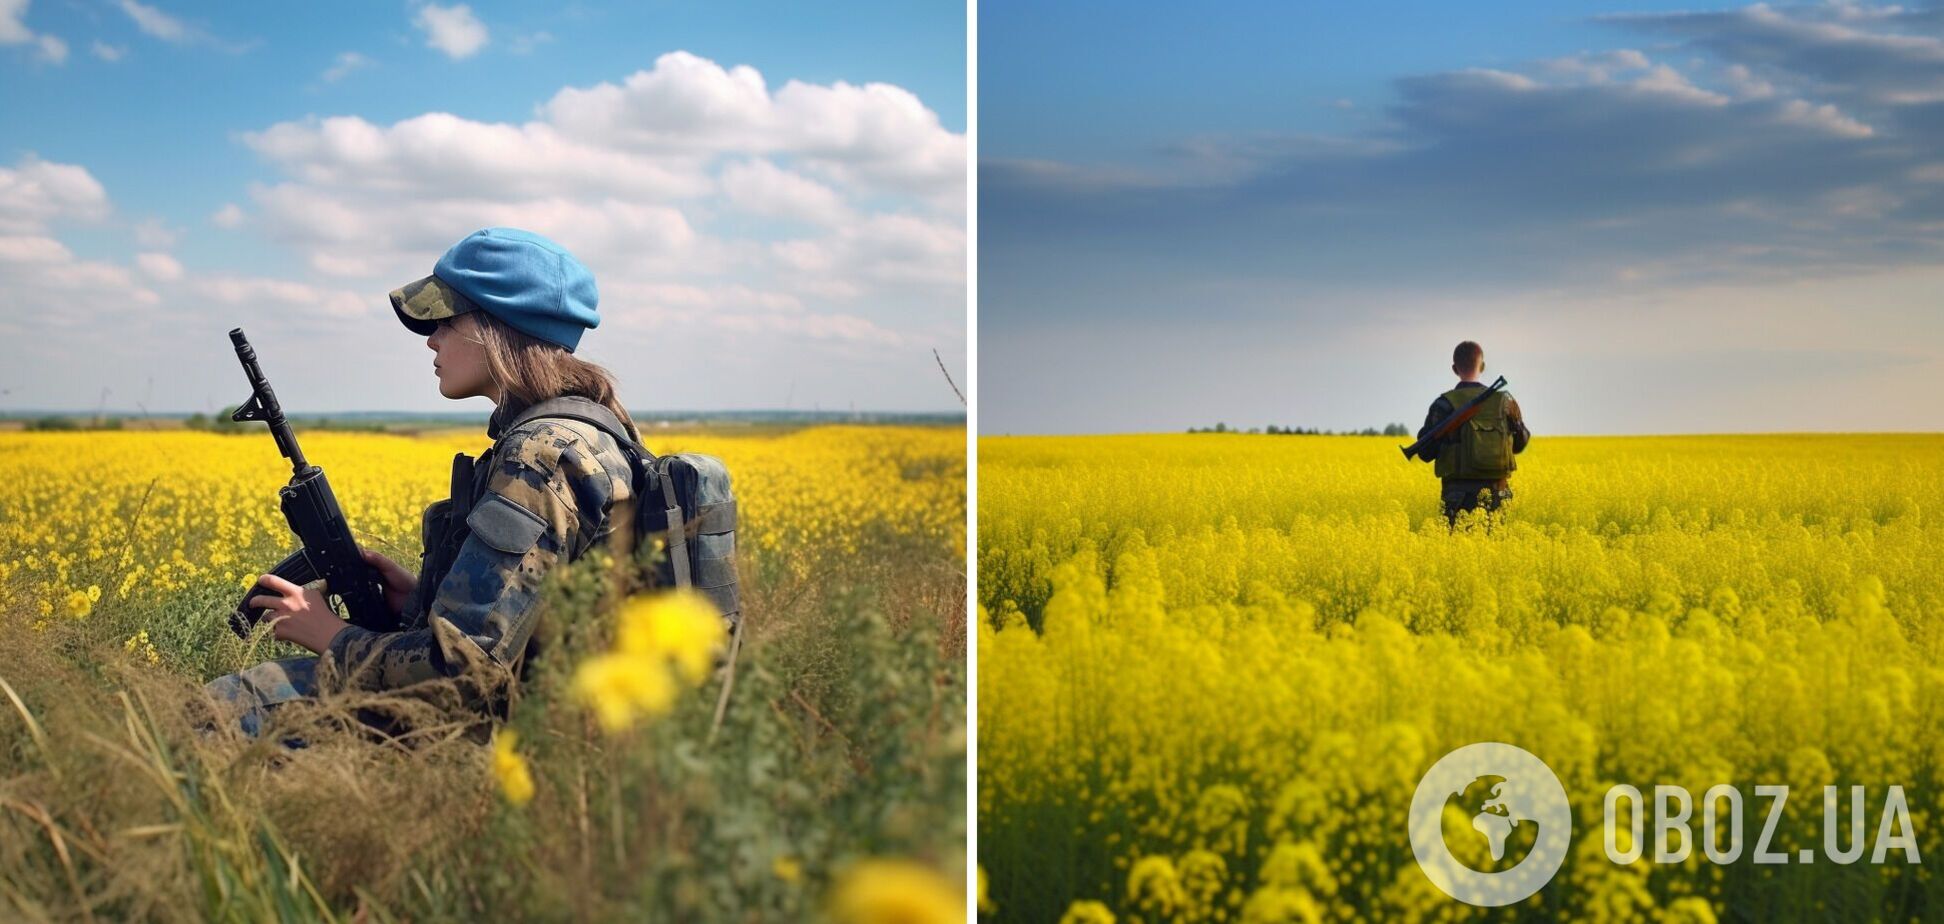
[1454,340,1484,372]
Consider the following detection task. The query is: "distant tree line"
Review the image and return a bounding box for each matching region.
[186,409,244,432]
[1188,422,1411,437]
[186,407,390,433]
[26,416,122,431]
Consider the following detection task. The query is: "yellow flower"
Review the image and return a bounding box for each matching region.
[772,855,803,885]
[614,590,726,684]
[123,629,160,665]
[571,651,678,733]
[827,859,963,924]
[977,865,995,915]
[492,729,535,807]
[572,590,726,733]
[1058,900,1116,924]
[64,589,92,618]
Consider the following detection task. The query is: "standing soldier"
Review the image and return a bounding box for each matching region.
[1415,341,1529,526]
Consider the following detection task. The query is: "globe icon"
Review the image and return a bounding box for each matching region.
[1410,742,1573,907]
[1442,774,1542,872]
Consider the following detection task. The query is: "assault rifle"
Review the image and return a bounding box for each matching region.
[1400,375,1508,461]
[226,328,395,639]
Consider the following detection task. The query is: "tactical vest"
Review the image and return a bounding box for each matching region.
[400,397,741,632]
[1432,387,1518,481]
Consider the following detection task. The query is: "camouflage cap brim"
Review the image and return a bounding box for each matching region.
[390,274,478,335]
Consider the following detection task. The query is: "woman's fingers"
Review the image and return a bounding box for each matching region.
[361,549,410,581]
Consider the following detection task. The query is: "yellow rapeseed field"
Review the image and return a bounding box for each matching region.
[978,433,1944,923]
[0,425,962,625]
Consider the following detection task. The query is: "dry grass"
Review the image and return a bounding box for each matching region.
[1,422,967,921]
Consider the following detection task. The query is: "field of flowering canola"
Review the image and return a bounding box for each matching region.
[0,424,962,637]
[978,433,1944,923]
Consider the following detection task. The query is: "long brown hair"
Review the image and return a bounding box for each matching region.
[458,312,640,443]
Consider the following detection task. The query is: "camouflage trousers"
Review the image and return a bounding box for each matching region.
[205,652,507,742]
[203,656,321,739]
[1441,478,1512,528]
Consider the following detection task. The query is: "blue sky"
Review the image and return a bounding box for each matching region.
[0,1,965,413]
[980,1,1944,434]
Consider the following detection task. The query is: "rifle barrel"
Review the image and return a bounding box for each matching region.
[229,328,309,472]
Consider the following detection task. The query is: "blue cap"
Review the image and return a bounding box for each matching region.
[390,228,600,352]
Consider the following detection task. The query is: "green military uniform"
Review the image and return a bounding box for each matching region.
[204,397,640,735]
[1415,382,1529,525]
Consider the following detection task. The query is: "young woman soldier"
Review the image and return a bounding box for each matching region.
[205,227,649,737]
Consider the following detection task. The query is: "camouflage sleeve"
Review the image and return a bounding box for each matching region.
[1415,396,1452,463]
[325,426,586,692]
[1508,396,1530,453]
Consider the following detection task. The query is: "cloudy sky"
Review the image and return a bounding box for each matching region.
[982,1,1944,435]
[0,0,964,414]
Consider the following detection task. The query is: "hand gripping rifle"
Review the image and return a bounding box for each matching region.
[227,328,395,639]
[1400,375,1508,461]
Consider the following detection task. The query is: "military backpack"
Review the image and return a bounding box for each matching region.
[1432,387,1518,481]
[406,396,740,629]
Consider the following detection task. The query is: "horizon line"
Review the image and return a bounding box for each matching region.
[977,429,1944,438]
[0,407,966,418]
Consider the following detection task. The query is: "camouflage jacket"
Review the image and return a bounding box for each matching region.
[323,399,639,695]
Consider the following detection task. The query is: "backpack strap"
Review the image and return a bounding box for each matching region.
[502,397,695,591]
[655,459,690,590]
[503,396,650,460]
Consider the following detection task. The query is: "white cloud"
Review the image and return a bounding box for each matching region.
[598,278,902,346]
[0,155,111,233]
[1721,64,1775,99]
[211,202,245,228]
[231,50,966,309]
[0,228,160,333]
[136,251,182,280]
[540,51,964,200]
[414,4,487,60]
[1540,48,1651,84]
[0,233,71,262]
[91,40,124,62]
[241,112,706,201]
[322,50,371,82]
[1630,63,1729,104]
[1,0,65,64]
[133,217,180,248]
[719,158,852,226]
[1775,97,1874,137]
[118,0,185,42]
[114,0,251,52]
[0,158,158,340]
[194,273,368,318]
[0,0,30,44]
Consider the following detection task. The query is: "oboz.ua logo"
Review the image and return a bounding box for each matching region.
[1410,742,1925,907]
[1408,742,1573,907]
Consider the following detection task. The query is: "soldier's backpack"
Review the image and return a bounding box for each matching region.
[1433,386,1517,481]
[501,396,740,625]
